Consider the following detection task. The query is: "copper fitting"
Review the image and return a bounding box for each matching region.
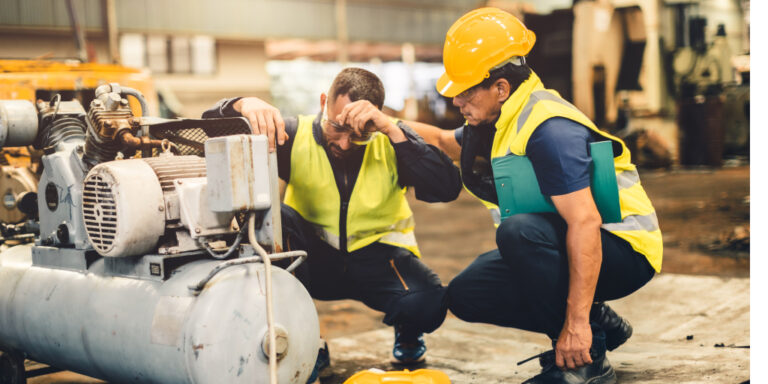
[118,131,168,153]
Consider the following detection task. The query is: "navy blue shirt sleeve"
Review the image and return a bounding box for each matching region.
[454,126,464,146]
[392,121,462,202]
[526,117,597,196]
[201,97,243,118]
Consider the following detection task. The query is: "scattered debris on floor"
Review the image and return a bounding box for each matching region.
[714,343,750,349]
[707,225,750,252]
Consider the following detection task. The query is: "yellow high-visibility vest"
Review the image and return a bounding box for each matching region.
[283,115,421,257]
[489,71,662,272]
[462,184,501,227]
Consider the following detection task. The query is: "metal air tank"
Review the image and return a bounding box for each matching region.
[0,244,319,384]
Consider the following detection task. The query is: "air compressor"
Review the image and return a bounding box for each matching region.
[0,84,319,384]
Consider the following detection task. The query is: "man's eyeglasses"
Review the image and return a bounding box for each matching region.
[321,107,378,145]
[454,86,479,101]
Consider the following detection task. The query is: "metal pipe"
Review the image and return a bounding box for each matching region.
[120,87,149,117]
[0,100,40,147]
[283,251,307,273]
[187,250,307,294]
[335,0,349,64]
[104,0,120,64]
[267,151,282,251]
[249,212,278,384]
[65,0,88,62]
[118,130,173,152]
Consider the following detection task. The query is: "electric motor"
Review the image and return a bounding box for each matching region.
[82,153,237,257]
[82,158,166,257]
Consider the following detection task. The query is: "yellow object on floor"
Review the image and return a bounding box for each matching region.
[343,368,450,384]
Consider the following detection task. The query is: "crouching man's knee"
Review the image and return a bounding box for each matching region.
[384,286,448,334]
[446,271,486,323]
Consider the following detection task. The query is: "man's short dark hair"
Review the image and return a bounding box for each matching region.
[476,62,532,94]
[328,67,386,110]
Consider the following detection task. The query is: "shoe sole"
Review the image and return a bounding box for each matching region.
[389,355,426,365]
[586,366,617,384]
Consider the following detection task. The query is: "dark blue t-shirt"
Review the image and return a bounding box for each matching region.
[455,117,598,196]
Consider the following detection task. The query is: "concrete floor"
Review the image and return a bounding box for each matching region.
[27,274,749,384]
[320,274,750,384]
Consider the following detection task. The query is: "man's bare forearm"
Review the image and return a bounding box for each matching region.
[551,187,603,368]
[564,220,602,325]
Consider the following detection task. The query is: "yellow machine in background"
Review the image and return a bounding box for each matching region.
[0,60,157,235]
[0,59,157,115]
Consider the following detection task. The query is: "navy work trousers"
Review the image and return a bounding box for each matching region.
[447,212,655,339]
[280,205,448,336]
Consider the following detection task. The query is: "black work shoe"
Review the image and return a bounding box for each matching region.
[392,325,427,365]
[520,330,617,384]
[591,302,633,351]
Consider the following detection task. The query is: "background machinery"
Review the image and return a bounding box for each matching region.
[0,59,161,246]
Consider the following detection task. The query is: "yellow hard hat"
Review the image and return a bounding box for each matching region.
[436,7,536,97]
[343,368,451,384]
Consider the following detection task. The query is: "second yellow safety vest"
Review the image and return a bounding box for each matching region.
[489,71,663,272]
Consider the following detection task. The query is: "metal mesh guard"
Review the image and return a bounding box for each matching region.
[148,117,253,156]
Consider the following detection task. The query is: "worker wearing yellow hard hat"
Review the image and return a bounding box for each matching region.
[428,7,662,384]
[436,7,536,98]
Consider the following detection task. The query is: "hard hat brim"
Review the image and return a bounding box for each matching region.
[436,72,479,98]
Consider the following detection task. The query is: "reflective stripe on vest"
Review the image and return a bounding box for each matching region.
[283,115,421,256]
[602,212,660,232]
[616,169,640,190]
[379,230,420,257]
[462,184,501,227]
[347,216,416,247]
[489,206,501,226]
[315,227,341,250]
[490,71,663,272]
[313,217,420,253]
[516,91,578,134]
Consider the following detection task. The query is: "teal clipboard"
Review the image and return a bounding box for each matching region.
[492,141,622,224]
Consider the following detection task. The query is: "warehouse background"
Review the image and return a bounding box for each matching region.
[0,0,757,382]
[0,0,749,124]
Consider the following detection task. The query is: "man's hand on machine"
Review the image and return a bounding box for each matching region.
[233,97,289,152]
[336,100,407,144]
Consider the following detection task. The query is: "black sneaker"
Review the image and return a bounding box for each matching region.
[520,330,617,384]
[392,325,427,365]
[591,302,632,351]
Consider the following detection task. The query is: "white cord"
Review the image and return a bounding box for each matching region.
[248,212,278,384]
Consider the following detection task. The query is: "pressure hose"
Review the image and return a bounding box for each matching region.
[119,86,149,117]
[248,212,278,384]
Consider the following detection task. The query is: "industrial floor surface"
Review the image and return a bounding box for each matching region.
[319,273,750,383]
[27,165,751,383]
[26,273,750,384]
